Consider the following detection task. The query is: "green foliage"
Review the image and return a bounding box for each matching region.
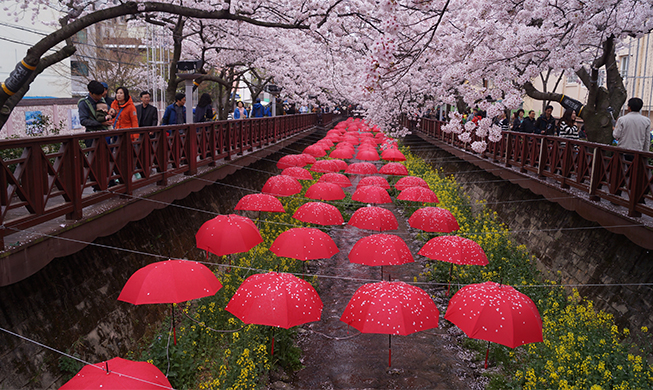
[401,145,653,390]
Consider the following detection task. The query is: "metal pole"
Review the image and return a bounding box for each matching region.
[185,79,194,124]
[272,97,276,117]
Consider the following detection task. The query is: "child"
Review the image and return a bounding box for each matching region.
[95,102,113,127]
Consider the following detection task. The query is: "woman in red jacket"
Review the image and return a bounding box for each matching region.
[110,86,139,140]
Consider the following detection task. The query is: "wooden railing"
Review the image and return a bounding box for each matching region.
[0,113,331,246]
[404,116,653,219]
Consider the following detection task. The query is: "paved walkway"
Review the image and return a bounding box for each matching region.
[286,175,481,389]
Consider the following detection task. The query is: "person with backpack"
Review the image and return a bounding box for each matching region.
[78,80,113,133]
[161,93,187,125]
[250,98,265,118]
[193,93,214,122]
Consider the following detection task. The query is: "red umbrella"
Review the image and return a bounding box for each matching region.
[293,202,344,226]
[395,176,429,191]
[118,259,222,345]
[349,234,414,279]
[345,162,378,175]
[226,272,323,329]
[418,236,488,266]
[330,159,348,172]
[118,260,222,305]
[329,149,354,159]
[270,227,339,261]
[319,173,352,188]
[299,153,317,165]
[378,163,409,176]
[352,186,392,204]
[356,176,391,190]
[397,186,439,203]
[445,281,543,368]
[196,214,263,257]
[419,235,488,295]
[356,149,380,161]
[349,234,414,267]
[408,207,459,233]
[304,145,327,157]
[311,160,340,173]
[262,175,303,197]
[281,167,314,181]
[60,357,172,390]
[235,193,286,213]
[381,148,406,161]
[348,206,398,231]
[305,182,346,201]
[340,281,439,366]
[277,154,306,169]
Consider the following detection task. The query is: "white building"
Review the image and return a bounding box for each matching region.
[0,9,71,98]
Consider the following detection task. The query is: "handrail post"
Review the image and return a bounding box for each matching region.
[226,121,233,160]
[209,123,217,166]
[588,147,600,201]
[24,144,45,215]
[65,139,83,220]
[157,129,168,186]
[186,124,198,175]
[537,137,546,178]
[627,153,643,217]
[119,133,133,195]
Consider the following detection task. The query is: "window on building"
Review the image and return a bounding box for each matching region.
[76,30,87,44]
[598,69,606,87]
[566,72,579,84]
[619,56,629,78]
[71,61,89,76]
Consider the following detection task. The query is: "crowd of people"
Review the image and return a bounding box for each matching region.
[77,80,329,135]
[460,105,586,140]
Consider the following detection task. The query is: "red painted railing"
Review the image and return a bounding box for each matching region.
[404,116,653,219]
[0,114,331,246]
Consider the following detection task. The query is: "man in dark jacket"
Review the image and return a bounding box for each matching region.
[161,93,186,125]
[535,105,557,135]
[78,80,112,132]
[520,110,537,133]
[250,98,265,118]
[136,91,158,127]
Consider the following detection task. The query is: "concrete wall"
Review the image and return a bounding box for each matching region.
[405,134,653,331]
[0,132,323,388]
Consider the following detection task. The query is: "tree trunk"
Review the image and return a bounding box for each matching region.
[523,35,626,145]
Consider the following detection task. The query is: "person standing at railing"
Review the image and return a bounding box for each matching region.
[110,87,139,135]
[194,93,214,123]
[511,109,524,131]
[613,98,651,157]
[233,101,248,119]
[136,91,158,127]
[535,105,557,135]
[558,109,579,139]
[161,93,187,125]
[79,80,113,133]
[250,98,265,118]
[520,110,537,133]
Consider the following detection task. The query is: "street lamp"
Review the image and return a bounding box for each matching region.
[265,84,281,116]
[176,60,203,124]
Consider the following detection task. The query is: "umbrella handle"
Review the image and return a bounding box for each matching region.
[171,304,177,346]
[388,334,392,367]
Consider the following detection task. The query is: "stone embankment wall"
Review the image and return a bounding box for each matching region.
[0,131,325,389]
[405,134,653,331]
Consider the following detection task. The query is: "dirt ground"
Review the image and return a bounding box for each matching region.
[274,172,490,390]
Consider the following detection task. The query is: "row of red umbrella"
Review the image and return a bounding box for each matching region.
[261,174,438,203]
[60,118,543,387]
